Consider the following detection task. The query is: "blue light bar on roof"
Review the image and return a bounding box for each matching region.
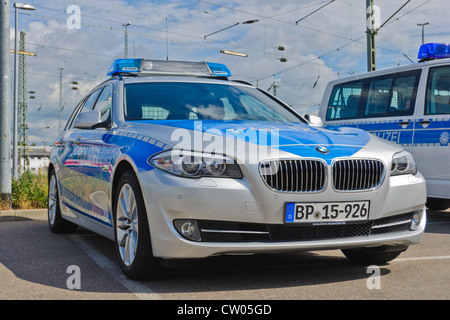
[107,59,142,76]
[418,43,450,61]
[107,58,232,77]
[205,62,232,77]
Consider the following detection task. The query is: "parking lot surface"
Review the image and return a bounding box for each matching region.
[0,209,449,300]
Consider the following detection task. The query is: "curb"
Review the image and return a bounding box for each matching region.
[0,209,47,222]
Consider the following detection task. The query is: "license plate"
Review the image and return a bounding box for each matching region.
[285,201,370,225]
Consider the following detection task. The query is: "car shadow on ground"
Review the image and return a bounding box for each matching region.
[143,251,391,295]
[0,220,393,296]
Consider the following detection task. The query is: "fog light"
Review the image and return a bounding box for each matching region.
[410,210,423,231]
[174,219,202,241]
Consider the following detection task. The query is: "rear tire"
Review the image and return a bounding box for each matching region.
[342,247,406,265]
[48,170,78,233]
[114,170,163,280]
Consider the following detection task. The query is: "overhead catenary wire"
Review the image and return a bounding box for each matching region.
[17,2,442,96]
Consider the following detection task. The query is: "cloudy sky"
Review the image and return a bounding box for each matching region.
[8,0,450,146]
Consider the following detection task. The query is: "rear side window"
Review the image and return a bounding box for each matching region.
[326,70,421,120]
[426,66,450,115]
[326,81,363,120]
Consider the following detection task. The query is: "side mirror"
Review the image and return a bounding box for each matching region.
[305,114,323,127]
[74,110,102,129]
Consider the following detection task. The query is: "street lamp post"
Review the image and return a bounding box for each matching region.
[417,22,429,45]
[13,2,35,179]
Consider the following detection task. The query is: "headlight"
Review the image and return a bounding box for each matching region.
[391,150,417,176]
[148,150,242,178]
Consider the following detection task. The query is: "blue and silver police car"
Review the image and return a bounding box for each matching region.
[48,58,426,279]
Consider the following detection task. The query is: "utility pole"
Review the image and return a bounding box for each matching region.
[366,0,377,72]
[273,85,278,97]
[366,0,410,72]
[18,31,29,173]
[0,0,11,207]
[12,3,35,178]
[123,22,131,58]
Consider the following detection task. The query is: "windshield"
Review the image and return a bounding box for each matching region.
[123,82,304,122]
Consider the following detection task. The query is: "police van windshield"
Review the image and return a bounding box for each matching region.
[123,82,305,123]
[326,70,421,121]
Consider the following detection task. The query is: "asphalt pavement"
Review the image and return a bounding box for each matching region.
[0,208,449,300]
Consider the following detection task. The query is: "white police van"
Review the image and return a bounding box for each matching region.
[319,43,450,210]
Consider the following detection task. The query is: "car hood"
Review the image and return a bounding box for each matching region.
[120,120,397,164]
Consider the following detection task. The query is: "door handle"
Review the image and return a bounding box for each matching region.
[398,121,410,126]
[419,120,431,125]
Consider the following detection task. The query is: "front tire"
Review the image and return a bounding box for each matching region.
[426,198,450,211]
[114,170,163,280]
[48,170,78,233]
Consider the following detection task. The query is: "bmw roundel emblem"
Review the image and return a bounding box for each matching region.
[315,145,329,154]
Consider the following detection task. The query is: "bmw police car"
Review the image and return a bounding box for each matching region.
[48,58,426,280]
[319,43,450,211]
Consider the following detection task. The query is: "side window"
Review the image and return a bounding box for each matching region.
[426,66,450,115]
[365,74,418,117]
[389,76,417,115]
[326,70,420,121]
[365,78,392,116]
[92,86,113,123]
[67,89,102,129]
[326,81,363,120]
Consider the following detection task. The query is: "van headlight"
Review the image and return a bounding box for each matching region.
[149,150,242,178]
[391,150,417,176]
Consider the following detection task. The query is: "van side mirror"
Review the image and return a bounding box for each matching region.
[74,110,102,129]
[305,114,323,127]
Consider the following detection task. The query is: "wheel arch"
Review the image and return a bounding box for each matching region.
[111,159,142,217]
[47,162,55,182]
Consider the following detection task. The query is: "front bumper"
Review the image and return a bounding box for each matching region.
[138,168,427,259]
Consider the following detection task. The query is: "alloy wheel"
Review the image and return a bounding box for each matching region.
[116,183,139,267]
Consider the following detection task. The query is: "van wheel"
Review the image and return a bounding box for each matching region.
[342,247,405,265]
[48,170,78,233]
[114,170,163,280]
[426,198,450,211]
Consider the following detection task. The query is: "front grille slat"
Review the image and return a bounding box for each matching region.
[261,158,384,193]
[196,212,414,243]
[332,159,384,191]
[260,159,326,193]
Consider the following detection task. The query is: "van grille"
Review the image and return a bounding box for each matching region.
[332,159,384,191]
[260,160,326,193]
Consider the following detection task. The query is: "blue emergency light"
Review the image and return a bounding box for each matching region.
[418,43,450,62]
[107,58,232,78]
